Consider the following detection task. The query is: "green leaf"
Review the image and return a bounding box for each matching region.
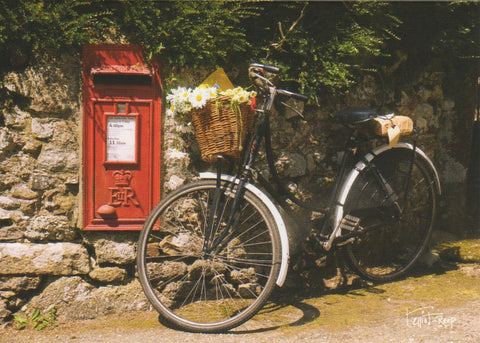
[31,308,41,321]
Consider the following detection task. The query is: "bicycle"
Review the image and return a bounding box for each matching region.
[136,63,441,333]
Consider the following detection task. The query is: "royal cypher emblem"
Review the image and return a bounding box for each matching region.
[108,170,140,207]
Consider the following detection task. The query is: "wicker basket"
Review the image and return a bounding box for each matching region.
[190,95,255,163]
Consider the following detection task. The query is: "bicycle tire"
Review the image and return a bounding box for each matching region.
[342,147,437,282]
[137,179,281,333]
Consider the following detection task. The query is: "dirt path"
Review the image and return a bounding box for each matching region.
[2,262,479,343]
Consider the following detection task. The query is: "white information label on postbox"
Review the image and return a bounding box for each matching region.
[106,116,137,162]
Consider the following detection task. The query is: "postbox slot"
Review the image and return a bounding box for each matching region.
[93,73,152,86]
[91,65,153,86]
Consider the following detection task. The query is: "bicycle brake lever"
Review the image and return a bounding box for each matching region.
[279,100,305,119]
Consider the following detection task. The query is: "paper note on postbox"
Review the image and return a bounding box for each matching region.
[106,116,137,163]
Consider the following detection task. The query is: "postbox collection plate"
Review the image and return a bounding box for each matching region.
[105,113,138,164]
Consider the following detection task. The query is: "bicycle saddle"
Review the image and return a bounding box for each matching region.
[332,108,378,125]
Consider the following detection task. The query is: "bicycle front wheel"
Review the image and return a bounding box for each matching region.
[137,179,281,333]
[342,147,437,282]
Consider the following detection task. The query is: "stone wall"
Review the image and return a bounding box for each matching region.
[0,52,474,323]
[0,53,151,323]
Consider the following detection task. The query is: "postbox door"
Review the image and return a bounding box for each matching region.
[87,99,157,229]
[82,44,161,231]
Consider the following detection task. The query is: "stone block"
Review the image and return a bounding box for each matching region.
[0,196,20,210]
[25,215,77,241]
[0,174,21,191]
[0,243,90,275]
[2,106,30,129]
[3,53,81,115]
[0,291,15,299]
[275,152,307,178]
[146,261,188,282]
[442,98,455,112]
[37,144,79,173]
[22,139,42,155]
[163,149,192,190]
[0,208,12,221]
[7,296,25,312]
[0,128,15,155]
[30,173,55,191]
[1,151,36,178]
[53,194,77,214]
[413,102,438,130]
[230,267,258,284]
[0,226,23,241]
[84,233,137,265]
[0,276,42,292]
[21,277,149,321]
[165,174,185,192]
[0,299,11,322]
[94,240,136,265]
[11,184,38,200]
[31,118,55,139]
[89,267,128,284]
[18,199,37,216]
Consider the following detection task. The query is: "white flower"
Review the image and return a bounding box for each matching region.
[166,84,253,117]
[167,87,190,105]
[189,88,209,109]
[166,92,176,104]
[207,87,218,99]
[180,87,191,101]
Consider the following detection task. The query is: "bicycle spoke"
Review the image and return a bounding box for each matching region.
[137,180,281,332]
[343,148,435,282]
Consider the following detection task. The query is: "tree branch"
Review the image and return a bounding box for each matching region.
[268,2,308,56]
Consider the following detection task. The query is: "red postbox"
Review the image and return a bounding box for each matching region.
[82,44,162,230]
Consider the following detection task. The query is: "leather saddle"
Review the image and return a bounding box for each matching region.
[332,108,378,125]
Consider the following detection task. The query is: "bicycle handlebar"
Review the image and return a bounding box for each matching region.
[249,63,281,74]
[249,63,308,103]
[276,89,309,102]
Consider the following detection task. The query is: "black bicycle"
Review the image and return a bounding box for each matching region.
[136,63,441,333]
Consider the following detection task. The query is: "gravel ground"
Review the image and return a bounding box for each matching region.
[2,262,479,343]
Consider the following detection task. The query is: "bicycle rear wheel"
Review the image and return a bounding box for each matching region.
[342,147,437,282]
[137,179,281,333]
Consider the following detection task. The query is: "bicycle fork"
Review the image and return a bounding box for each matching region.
[202,156,250,255]
[203,107,271,254]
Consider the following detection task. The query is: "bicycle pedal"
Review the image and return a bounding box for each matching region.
[339,215,361,232]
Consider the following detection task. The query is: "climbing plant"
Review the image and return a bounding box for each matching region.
[0,1,478,97]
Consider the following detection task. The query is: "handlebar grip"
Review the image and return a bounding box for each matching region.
[250,63,281,74]
[276,89,309,102]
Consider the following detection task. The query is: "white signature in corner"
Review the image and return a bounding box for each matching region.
[406,306,457,329]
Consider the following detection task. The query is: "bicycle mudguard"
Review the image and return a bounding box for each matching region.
[332,143,441,243]
[199,172,290,287]
[364,143,440,195]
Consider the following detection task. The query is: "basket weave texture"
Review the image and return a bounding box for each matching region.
[191,95,255,162]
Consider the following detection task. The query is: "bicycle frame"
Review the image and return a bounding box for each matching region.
[137,63,443,333]
[200,68,442,284]
[242,110,403,246]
